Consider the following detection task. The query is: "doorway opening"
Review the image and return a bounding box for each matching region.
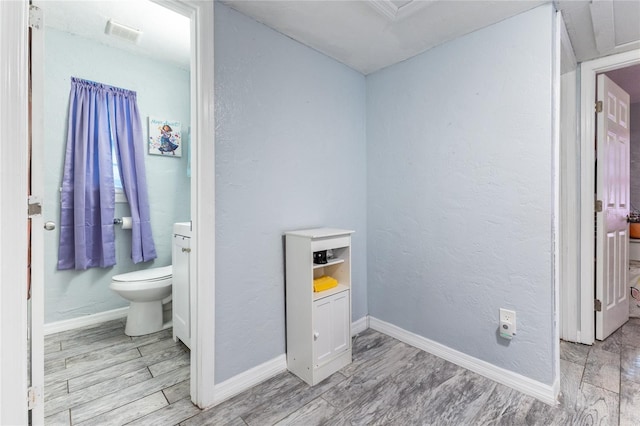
[575,49,640,345]
[27,0,216,422]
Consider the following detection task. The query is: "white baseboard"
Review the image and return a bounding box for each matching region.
[213,354,287,405]
[211,316,370,406]
[44,307,129,336]
[369,316,558,406]
[352,316,369,335]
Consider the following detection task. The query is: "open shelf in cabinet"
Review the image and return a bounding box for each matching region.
[313,258,345,269]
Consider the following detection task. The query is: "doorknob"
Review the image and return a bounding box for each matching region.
[44,221,56,231]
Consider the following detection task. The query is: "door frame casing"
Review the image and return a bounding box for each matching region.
[579,49,640,344]
[558,10,579,343]
[152,0,216,408]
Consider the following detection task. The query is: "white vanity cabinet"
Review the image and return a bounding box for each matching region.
[285,228,354,386]
[172,222,191,349]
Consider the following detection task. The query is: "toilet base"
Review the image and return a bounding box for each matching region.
[125,301,166,336]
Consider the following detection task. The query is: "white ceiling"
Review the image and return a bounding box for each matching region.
[556,0,640,64]
[223,0,640,75]
[39,0,640,78]
[222,0,549,75]
[38,0,190,69]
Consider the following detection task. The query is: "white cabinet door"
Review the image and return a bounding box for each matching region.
[313,297,333,366]
[173,235,191,349]
[330,291,349,354]
[313,290,350,367]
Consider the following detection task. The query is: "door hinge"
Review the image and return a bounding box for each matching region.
[594,299,602,312]
[595,199,603,213]
[595,100,603,113]
[28,195,42,217]
[27,386,40,410]
[29,5,43,30]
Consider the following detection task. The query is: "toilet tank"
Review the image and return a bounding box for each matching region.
[173,222,191,349]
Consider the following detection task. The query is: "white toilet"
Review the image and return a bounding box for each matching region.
[110,265,172,336]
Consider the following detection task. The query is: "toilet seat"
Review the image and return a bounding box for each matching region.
[112,265,172,283]
[109,265,173,336]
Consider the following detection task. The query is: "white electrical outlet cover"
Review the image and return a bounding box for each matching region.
[499,308,516,337]
[500,308,516,324]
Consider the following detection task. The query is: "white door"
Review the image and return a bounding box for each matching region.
[595,74,631,340]
[1,2,33,424]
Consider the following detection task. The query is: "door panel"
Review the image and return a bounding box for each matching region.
[596,74,630,340]
[29,3,46,422]
[313,298,332,365]
[330,292,349,354]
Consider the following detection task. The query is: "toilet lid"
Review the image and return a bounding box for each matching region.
[112,265,172,282]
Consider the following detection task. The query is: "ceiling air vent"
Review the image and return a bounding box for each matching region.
[105,19,142,44]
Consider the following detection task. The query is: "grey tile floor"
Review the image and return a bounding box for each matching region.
[560,317,640,426]
[44,317,637,425]
[44,318,193,425]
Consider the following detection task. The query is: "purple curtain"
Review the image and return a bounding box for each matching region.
[57,77,156,270]
[110,86,157,263]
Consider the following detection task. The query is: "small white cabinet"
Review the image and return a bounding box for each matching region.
[285,228,353,385]
[172,222,191,349]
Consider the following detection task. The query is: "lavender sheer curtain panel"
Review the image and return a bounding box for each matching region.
[110,86,157,263]
[57,77,157,270]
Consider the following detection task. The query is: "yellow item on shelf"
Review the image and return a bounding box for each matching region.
[313,275,338,292]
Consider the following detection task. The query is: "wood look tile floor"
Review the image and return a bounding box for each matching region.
[44,318,638,425]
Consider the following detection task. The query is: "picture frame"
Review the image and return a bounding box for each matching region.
[148,117,182,157]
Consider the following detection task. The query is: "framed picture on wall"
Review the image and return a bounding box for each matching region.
[148,117,182,157]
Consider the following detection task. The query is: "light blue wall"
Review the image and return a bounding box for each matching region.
[214,3,367,382]
[366,4,556,384]
[44,29,191,323]
[43,2,558,390]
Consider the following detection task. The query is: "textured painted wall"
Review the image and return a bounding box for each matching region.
[629,103,640,209]
[44,29,191,323]
[214,3,367,382]
[366,4,555,384]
